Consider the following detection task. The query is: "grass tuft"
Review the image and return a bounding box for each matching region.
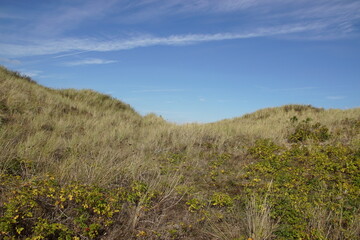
[0,66,359,239]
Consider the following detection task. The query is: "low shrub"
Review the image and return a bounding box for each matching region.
[288,118,331,143]
[243,140,360,239]
[0,175,160,239]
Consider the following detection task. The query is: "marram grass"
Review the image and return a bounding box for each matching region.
[0,66,359,239]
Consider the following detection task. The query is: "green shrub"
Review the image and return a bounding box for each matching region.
[210,192,233,208]
[241,141,360,239]
[0,174,123,239]
[288,118,331,143]
[248,139,281,160]
[186,198,206,212]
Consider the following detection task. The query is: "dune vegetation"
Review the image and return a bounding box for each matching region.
[0,66,359,240]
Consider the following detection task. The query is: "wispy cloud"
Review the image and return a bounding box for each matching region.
[0,23,323,57]
[0,57,21,65]
[53,51,93,59]
[20,70,43,78]
[116,0,289,21]
[269,1,360,40]
[114,0,360,29]
[199,0,258,12]
[32,0,119,36]
[64,58,117,66]
[132,0,259,15]
[0,0,359,59]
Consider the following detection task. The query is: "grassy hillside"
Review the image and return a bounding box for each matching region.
[1,66,359,240]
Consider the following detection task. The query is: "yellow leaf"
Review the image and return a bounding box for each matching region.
[136,230,147,237]
[16,227,24,234]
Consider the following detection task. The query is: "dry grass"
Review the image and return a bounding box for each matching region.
[1,66,359,239]
[245,183,278,240]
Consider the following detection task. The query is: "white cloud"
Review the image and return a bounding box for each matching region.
[64,58,117,66]
[120,0,284,18]
[0,0,358,59]
[20,70,43,78]
[32,0,120,36]
[270,1,360,39]
[53,51,93,59]
[0,57,21,65]
[114,0,360,28]
[0,23,323,57]
[162,0,258,13]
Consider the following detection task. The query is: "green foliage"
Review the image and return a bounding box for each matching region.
[206,152,232,181]
[0,100,9,127]
[0,174,127,239]
[32,218,73,240]
[289,115,298,123]
[249,139,282,160]
[288,118,331,143]
[283,104,324,113]
[244,141,360,239]
[186,198,206,212]
[126,181,156,206]
[210,192,233,208]
[166,153,187,165]
[1,66,360,239]
[1,158,34,176]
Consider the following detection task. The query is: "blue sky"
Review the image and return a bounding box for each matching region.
[1,0,359,123]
